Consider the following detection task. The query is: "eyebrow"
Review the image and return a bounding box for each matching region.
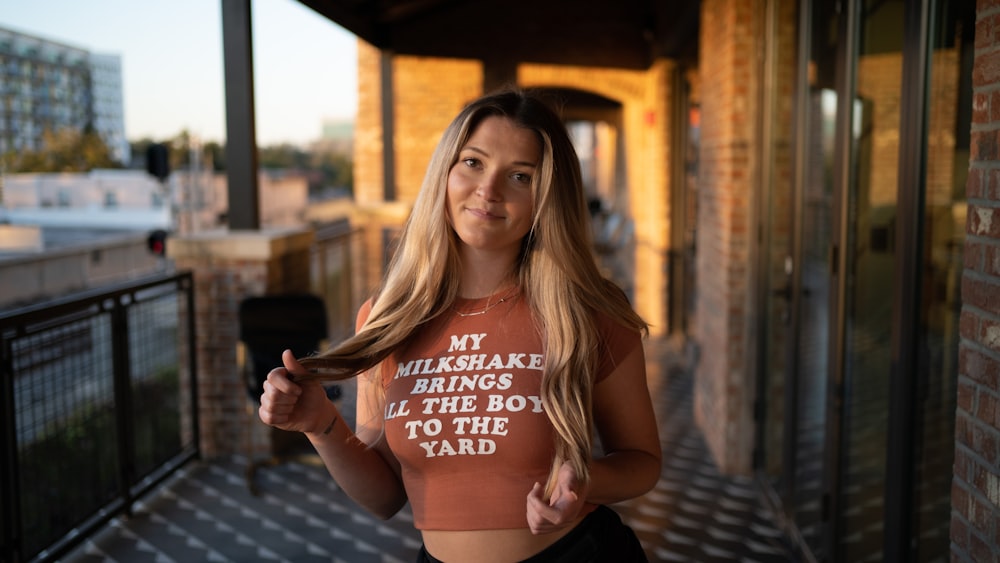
[462,145,538,168]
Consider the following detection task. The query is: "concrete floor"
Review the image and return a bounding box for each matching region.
[63,339,800,562]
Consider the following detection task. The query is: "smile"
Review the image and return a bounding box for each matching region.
[466,207,503,219]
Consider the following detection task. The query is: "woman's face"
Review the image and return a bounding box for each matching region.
[446,116,539,259]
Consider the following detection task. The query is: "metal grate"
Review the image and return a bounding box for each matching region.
[0,272,198,563]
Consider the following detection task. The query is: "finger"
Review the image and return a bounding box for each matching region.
[527,486,564,523]
[526,482,548,512]
[551,462,583,506]
[526,495,551,534]
[258,403,287,425]
[264,367,302,395]
[551,491,580,514]
[549,483,580,508]
[260,387,298,413]
[557,461,579,489]
[526,507,562,535]
[282,349,310,379]
[526,483,553,533]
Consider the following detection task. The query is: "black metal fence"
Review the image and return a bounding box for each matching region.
[0,272,199,563]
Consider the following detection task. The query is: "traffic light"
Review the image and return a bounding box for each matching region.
[147,229,168,256]
[146,143,170,181]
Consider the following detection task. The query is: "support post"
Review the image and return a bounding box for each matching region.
[221,0,260,230]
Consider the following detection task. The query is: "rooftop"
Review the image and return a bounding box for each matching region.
[0,225,150,262]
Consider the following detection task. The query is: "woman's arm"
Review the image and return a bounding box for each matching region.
[259,350,407,519]
[587,343,662,504]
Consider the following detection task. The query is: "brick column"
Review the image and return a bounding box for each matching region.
[693,0,761,475]
[951,2,1000,558]
[168,228,314,458]
[518,60,675,335]
[354,40,482,206]
[352,41,481,295]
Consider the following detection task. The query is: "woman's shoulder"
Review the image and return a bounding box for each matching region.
[588,287,644,381]
[355,298,374,332]
[592,306,643,346]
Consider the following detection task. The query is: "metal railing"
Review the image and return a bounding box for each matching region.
[0,271,199,563]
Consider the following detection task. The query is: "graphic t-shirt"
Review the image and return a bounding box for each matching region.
[375,292,641,531]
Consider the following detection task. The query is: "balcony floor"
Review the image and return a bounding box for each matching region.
[64,339,800,562]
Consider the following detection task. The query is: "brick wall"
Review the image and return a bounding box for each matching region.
[693,0,760,474]
[354,40,482,206]
[392,55,483,203]
[952,2,1000,558]
[353,41,481,290]
[354,41,384,208]
[170,230,314,458]
[519,61,675,333]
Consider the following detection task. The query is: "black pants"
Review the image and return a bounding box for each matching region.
[416,505,648,563]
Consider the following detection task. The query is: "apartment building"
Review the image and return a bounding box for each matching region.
[0,26,128,165]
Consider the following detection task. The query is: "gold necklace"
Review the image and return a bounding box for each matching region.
[452,287,519,317]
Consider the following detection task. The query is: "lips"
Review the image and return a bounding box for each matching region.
[466,207,503,219]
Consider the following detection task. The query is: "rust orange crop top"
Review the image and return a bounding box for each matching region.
[369,292,641,531]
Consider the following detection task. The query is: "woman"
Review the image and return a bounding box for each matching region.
[258,88,661,562]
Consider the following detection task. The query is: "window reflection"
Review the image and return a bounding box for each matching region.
[913,0,972,559]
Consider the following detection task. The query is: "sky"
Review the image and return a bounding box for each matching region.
[1,0,358,146]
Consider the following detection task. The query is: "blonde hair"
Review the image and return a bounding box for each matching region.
[300,88,647,491]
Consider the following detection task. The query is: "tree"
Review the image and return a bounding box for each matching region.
[311,150,353,194]
[79,125,118,169]
[7,125,121,172]
[259,143,309,169]
[125,132,352,196]
[203,141,225,171]
[131,130,226,174]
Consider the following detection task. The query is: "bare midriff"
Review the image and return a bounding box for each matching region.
[421,518,585,563]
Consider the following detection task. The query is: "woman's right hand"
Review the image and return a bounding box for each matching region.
[258,349,335,434]
[260,347,406,519]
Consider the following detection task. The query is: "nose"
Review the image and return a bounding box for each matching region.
[476,173,503,202]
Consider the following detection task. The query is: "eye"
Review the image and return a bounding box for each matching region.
[461,157,481,168]
[511,172,532,184]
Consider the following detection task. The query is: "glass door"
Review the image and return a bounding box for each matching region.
[757,0,799,492]
[756,0,840,558]
[793,2,841,555]
[829,1,906,560]
[760,1,968,560]
[831,2,966,559]
[906,0,970,558]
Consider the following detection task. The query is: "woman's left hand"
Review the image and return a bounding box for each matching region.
[525,462,587,535]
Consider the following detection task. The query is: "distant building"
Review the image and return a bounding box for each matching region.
[0,26,129,165]
[320,118,353,141]
[315,118,353,155]
[1,168,310,237]
[88,53,128,164]
[1,169,172,232]
[0,168,311,308]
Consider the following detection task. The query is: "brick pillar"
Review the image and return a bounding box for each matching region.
[692,0,761,475]
[518,60,675,335]
[168,228,314,458]
[628,59,675,337]
[352,41,482,291]
[951,3,1000,558]
[354,40,482,206]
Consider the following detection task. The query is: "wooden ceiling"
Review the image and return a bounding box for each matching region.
[296,0,699,69]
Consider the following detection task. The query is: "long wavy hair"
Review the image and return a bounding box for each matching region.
[299,88,647,492]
